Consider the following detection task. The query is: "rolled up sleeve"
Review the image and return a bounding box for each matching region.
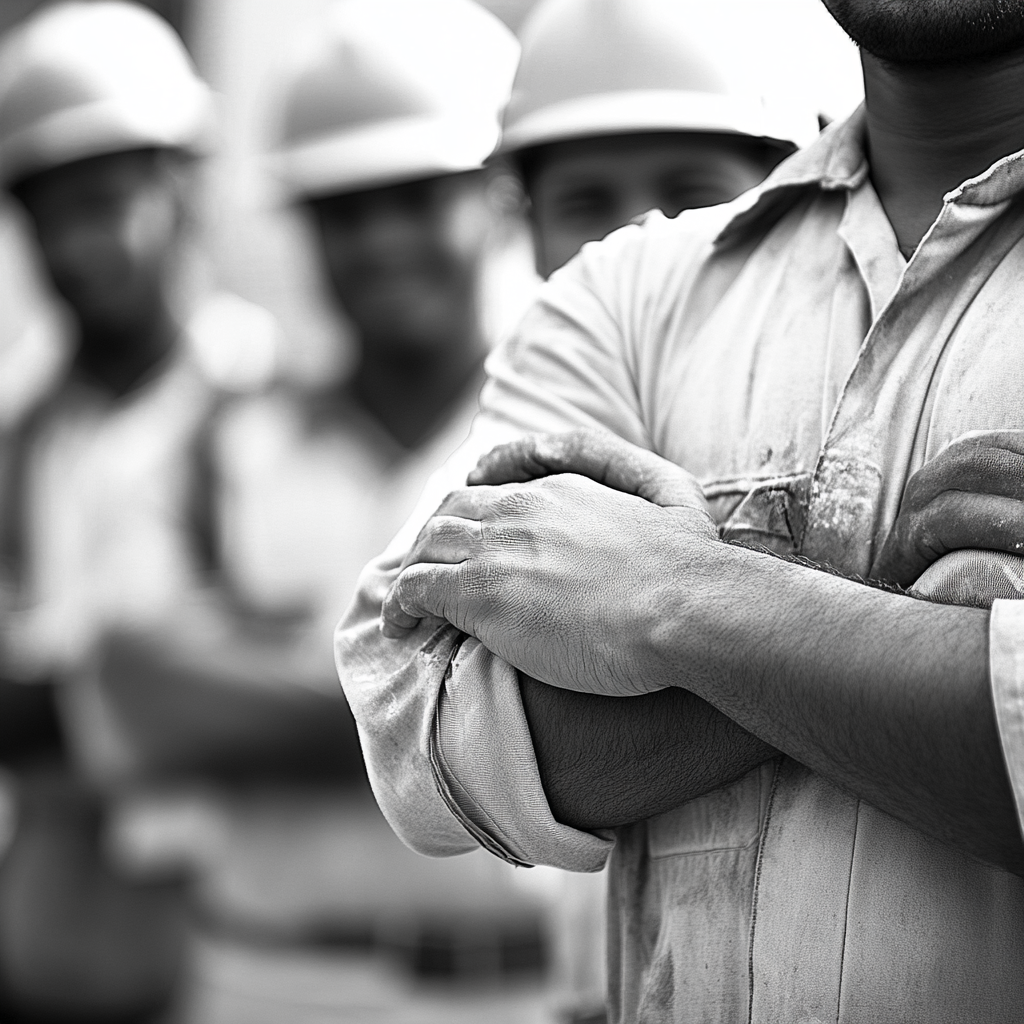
[335,219,685,868]
[335,557,474,858]
[432,637,613,870]
[988,600,1024,838]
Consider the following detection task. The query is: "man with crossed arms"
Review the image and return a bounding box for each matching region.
[338,1,1024,1019]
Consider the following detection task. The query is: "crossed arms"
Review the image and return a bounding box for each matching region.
[379,430,1024,875]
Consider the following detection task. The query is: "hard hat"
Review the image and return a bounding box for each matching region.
[273,0,519,201]
[0,2,213,189]
[499,0,819,156]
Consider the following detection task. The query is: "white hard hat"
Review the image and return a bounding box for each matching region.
[273,0,519,201]
[0,2,213,189]
[499,0,819,156]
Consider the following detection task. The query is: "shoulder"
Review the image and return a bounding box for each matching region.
[523,186,786,347]
[550,203,735,302]
[494,190,773,375]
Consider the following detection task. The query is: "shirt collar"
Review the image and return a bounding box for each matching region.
[713,106,869,248]
[768,103,871,193]
[713,103,1024,248]
[946,145,1024,206]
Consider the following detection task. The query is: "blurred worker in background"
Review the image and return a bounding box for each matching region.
[496,1,817,1019]
[0,3,284,1020]
[502,0,817,279]
[236,0,520,612]
[157,1,549,1019]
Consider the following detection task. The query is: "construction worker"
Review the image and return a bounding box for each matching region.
[337,0,1024,1020]
[154,1,551,1017]
[0,3,285,1019]
[496,4,816,1018]
[499,0,818,278]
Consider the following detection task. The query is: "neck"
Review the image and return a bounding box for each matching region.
[74,302,179,398]
[863,48,1024,257]
[351,333,484,451]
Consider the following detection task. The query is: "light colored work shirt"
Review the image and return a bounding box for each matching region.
[215,386,479,668]
[0,293,277,773]
[177,383,555,1021]
[337,106,1024,1023]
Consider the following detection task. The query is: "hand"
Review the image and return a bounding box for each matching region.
[466,429,709,509]
[380,431,717,696]
[872,430,1024,588]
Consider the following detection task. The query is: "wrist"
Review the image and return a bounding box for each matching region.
[638,531,753,694]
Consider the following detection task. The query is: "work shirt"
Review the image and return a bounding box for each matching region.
[336,106,1024,1023]
[0,293,277,774]
[176,383,552,1020]
[216,386,480,661]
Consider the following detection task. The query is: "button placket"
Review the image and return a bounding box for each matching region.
[801,196,1024,575]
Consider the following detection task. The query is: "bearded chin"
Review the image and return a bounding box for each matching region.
[822,0,1024,65]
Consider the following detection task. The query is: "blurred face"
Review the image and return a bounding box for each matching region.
[309,171,491,360]
[526,133,779,278]
[821,0,1024,64]
[14,149,186,335]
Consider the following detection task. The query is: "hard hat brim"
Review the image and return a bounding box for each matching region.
[0,87,214,188]
[498,89,817,155]
[273,113,500,201]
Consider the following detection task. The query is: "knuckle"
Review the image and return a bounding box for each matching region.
[559,429,589,459]
[945,433,982,457]
[910,516,943,557]
[497,487,541,517]
[491,520,530,548]
[900,504,925,536]
[438,487,469,512]
[479,557,507,593]
[433,518,463,544]
[463,557,505,606]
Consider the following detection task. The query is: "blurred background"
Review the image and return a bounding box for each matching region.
[0,1,863,1022]
[0,0,864,381]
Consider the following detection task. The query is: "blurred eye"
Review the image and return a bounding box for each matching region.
[551,185,617,225]
[393,178,436,215]
[34,191,124,246]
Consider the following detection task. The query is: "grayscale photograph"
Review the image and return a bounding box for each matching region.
[0,0,1017,1022]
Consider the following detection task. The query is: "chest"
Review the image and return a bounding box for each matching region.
[26,386,206,570]
[642,209,1024,574]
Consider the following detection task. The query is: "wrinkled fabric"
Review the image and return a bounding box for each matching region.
[434,636,612,870]
[990,602,1024,856]
[337,106,1024,1023]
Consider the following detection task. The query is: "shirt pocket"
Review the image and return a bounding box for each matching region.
[705,472,813,556]
[647,761,776,859]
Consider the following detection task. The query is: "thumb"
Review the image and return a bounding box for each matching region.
[380,563,462,640]
[469,430,709,513]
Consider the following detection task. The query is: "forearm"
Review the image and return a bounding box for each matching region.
[519,673,776,830]
[663,543,1023,874]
